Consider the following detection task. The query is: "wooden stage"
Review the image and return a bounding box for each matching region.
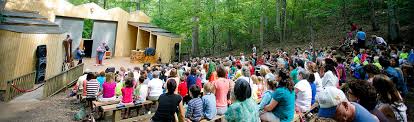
[83,57,146,73]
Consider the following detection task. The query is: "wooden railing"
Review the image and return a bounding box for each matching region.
[2,71,36,101]
[43,63,84,98]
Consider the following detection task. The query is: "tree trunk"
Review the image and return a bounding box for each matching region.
[282,0,287,42]
[369,0,380,31]
[136,0,140,11]
[260,15,264,49]
[192,16,200,57]
[342,0,348,32]
[227,29,232,51]
[276,0,281,43]
[103,0,107,9]
[387,0,400,43]
[158,0,162,17]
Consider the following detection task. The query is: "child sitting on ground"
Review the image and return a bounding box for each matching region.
[186,85,203,122]
[202,83,217,120]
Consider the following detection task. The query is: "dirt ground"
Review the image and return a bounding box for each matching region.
[0,90,78,122]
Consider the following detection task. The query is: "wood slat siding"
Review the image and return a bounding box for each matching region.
[43,63,84,98]
[6,0,152,57]
[0,30,65,90]
[2,71,36,101]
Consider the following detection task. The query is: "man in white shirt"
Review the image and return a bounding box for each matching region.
[294,69,312,113]
[147,71,163,101]
[371,35,387,46]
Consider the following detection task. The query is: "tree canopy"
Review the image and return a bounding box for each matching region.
[70,0,414,56]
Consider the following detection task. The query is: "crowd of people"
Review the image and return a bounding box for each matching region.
[71,29,414,122]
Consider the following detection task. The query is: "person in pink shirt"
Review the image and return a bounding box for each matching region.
[121,77,134,118]
[99,73,117,101]
[213,65,234,115]
[121,78,134,104]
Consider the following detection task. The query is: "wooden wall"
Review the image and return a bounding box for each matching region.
[150,34,157,48]
[0,30,65,90]
[5,0,151,57]
[137,29,150,50]
[156,36,181,63]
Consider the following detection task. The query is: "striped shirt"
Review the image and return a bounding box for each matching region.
[86,79,100,97]
[186,97,204,122]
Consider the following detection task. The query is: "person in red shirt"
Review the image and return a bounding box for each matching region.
[350,22,358,32]
[178,77,188,98]
[249,62,255,76]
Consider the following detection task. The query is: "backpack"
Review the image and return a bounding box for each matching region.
[353,66,366,80]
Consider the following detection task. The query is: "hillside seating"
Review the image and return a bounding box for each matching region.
[100,100,154,122]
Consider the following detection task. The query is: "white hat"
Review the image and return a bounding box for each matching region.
[265,73,276,82]
[316,86,348,108]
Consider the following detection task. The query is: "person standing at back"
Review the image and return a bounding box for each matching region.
[187,67,198,90]
[356,28,366,49]
[213,65,233,115]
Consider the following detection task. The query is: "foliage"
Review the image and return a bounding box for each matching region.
[67,0,414,55]
[82,19,93,39]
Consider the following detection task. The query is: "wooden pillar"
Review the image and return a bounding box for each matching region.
[112,110,122,122]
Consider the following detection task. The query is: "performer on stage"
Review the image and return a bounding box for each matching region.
[96,41,108,66]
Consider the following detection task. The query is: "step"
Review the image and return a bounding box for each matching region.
[0,24,65,34]
[1,10,48,20]
[2,17,58,26]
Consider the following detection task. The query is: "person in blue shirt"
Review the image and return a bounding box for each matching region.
[201,83,217,120]
[308,74,317,105]
[356,28,366,49]
[379,57,408,97]
[187,67,198,89]
[96,71,106,89]
[258,73,277,121]
[75,47,84,65]
[335,102,379,122]
[263,71,295,122]
[186,85,204,122]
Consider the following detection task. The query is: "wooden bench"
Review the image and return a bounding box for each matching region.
[293,103,319,122]
[120,113,155,122]
[93,100,121,108]
[200,115,225,122]
[101,100,154,122]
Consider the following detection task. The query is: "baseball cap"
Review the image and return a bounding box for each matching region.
[316,86,348,118]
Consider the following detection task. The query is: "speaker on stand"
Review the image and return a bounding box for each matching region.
[174,43,180,62]
[36,45,47,84]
